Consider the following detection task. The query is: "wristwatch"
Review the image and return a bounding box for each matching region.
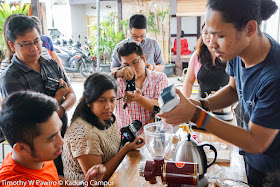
[199,99,210,111]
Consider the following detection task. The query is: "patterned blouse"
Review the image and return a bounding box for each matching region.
[62,117,121,180]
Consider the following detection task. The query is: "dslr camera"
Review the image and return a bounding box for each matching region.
[45,77,59,97]
[125,76,136,91]
[121,119,143,146]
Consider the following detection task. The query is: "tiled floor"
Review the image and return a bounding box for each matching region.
[1,72,194,164]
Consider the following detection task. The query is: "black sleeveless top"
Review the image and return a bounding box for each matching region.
[197,62,229,98]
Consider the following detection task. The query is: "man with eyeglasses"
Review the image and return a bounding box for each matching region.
[0,15,76,176]
[111,14,164,74]
[111,41,168,129]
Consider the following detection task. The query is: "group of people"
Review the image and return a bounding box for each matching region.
[0,13,167,186]
[0,0,280,186]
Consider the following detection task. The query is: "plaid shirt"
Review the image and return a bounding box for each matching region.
[116,69,168,129]
[0,55,69,98]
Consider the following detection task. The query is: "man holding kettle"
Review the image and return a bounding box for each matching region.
[158,0,280,186]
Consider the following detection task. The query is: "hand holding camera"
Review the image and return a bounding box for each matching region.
[121,120,144,146]
[117,66,137,81]
[54,79,68,102]
[123,136,145,152]
[125,88,141,103]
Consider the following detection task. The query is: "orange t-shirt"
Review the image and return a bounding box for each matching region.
[0,152,60,187]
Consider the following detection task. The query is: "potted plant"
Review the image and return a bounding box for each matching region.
[89,12,125,73]
[0,2,30,61]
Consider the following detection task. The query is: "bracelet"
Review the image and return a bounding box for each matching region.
[114,67,123,79]
[191,106,210,129]
[60,105,66,114]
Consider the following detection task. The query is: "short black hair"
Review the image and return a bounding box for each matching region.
[129,14,147,29]
[0,91,58,148]
[6,15,41,42]
[207,0,278,31]
[117,41,144,61]
[72,73,117,130]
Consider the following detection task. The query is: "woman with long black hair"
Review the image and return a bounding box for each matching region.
[62,73,144,181]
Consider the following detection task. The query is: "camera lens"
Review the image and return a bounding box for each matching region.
[131,120,142,131]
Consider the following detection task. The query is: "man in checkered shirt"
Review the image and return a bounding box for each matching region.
[112,41,168,129]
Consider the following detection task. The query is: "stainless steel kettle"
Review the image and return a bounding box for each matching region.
[173,134,217,177]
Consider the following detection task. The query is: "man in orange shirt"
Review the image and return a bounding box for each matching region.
[0,91,106,187]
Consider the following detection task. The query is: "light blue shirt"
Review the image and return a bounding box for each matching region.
[111,37,165,69]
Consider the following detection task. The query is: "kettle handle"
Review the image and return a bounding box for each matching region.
[200,143,217,168]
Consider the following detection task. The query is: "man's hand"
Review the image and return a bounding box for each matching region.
[84,164,106,186]
[146,63,155,71]
[116,67,137,80]
[157,89,196,126]
[125,88,141,103]
[55,79,68,103]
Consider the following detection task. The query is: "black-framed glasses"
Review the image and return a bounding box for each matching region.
[130,32,146,40]
[13,38,43,49]
[122,57,142,68]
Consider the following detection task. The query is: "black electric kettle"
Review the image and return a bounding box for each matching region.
[173,134,217,178]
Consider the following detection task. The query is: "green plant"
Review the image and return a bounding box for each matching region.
[89,12,125,64]
[119,19,129,38]
[147,11,159,40]
[0,1,30,59]
[147,5,169,64]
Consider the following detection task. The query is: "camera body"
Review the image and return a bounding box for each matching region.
[45,77,59,97]
[125,76,136,91]
[121,119,143,146]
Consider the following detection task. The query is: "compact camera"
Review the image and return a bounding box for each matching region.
[45,77,59,97]
[121,119,143,146]
[125,76,136,91]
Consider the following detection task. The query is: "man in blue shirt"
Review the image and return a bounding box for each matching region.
[158,0,280,186]
[111,14,164,73]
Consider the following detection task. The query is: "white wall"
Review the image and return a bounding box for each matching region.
[84,2,117,17]
[70,4,87,43]
[45,1,72,39]
[70,1,117,43]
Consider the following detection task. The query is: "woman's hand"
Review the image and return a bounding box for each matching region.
[84,164,106,186]
[123,136,145,152]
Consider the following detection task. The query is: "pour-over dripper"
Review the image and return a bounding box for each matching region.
[144,122,173,160]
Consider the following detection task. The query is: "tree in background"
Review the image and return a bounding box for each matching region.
[0,1,30,60]
[89,12,125,64]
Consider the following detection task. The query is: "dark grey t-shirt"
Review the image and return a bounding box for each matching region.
[0,55,70,98]
[111,37,165,69]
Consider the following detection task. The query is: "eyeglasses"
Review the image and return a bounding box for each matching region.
[122,57,142,68]
[13,38,43,49]
[130,32,146,40]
